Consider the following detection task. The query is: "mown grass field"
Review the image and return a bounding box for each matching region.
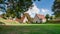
[0,24,60,34]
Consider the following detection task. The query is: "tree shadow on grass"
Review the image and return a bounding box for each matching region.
[0,22,5,24]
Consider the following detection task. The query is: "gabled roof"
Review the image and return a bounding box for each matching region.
[0,15,3,18]
[20,16,25,22]
[24,13,33,22]
[36,14,46,19]
[16,13,32,22]
[16,15,26,22]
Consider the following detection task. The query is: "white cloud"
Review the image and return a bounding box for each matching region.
[40,8,53,16]
[25,3,40,18]
[0,12,3,14]
[41,8,49,12]
[26,3,40,14]
[31,3,40,14]
[25,4,53,18]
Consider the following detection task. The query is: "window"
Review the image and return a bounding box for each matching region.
[40,19,42,23]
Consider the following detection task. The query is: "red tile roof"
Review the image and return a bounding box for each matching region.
[20,16,25,22]
[0,15,3,18]
[36,14,46,19]
[16,16,26,23]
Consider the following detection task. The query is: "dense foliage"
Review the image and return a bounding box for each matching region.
[52,0,60,17]
[45,14,50,22]
[0,0,40,18]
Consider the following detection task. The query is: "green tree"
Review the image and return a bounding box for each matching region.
[52,0,60,18]
[50,16,53,20]
[0,0,40,19]
[0,0,3,4]
[45,14,50,22]
[6,0,40,18]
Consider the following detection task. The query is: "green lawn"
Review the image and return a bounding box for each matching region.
[0,24,60,34]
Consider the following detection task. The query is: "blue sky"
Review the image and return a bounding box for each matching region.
[26,0,55,18]
[35,0,54,9]
[34,0,55,15]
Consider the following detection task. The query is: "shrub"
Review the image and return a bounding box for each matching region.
[46,20,60,24]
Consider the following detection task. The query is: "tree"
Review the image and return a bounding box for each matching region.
[9,0,40,18]
[6,0,33,18]
[0,0,40,19]
[50,16,53,20]
[34,0,40,1]
[52,0,60,18]
[45,14,50,22]
[0,0,3,4]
